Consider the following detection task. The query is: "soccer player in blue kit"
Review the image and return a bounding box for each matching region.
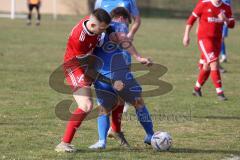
[95,0,141,40]
[220,0,232,63]
[94,0,142,144]
[89,7,155,149]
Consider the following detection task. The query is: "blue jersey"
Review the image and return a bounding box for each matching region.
[222,0,231,5]
[95,0,139,16]
[93,21,130,78]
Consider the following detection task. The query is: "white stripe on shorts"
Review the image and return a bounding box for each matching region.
[199,40,211,63]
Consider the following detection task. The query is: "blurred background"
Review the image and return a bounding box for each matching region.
[1,0,239,19]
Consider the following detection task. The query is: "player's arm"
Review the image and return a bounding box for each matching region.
[183,2,203,47]
[218,8,235,29]
[76,55,124,91]
[128,0,141,40]
[128,15,141,40]
[113,32,152,66]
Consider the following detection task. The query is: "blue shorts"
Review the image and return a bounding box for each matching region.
[94,69,142,109]
[222,24,229,38]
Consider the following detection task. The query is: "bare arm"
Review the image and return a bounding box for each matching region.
[183,25,193,47]
[127,15,141,40]
[114,32,152,66]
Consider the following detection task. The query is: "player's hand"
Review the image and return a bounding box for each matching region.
[183,35,190,47]
[113,80,124,91]
[127,32,134,41]
[137,57,153,67]
[218,11,228,22]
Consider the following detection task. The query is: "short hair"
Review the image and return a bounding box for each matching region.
[92,8,112,24]
[110,7,132,24]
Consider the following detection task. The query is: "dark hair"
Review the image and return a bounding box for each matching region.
[92,8,111,24]
[110,7,132,24]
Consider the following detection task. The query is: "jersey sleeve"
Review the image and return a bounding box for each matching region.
[225,6,235,28]
[187,2,204,25]
[94,0,102,9]
[129,0,140,17]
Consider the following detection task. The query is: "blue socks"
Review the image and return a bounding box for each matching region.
[221,41,226,56]
[136,106,154,137]
[97,114,110,143]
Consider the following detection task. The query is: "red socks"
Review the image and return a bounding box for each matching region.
[195,69,210,91]
[210,70,223,94]
[195,68,224,94]
[111,105,124,133]
[62,108,87,143]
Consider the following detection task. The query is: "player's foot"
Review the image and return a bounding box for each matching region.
[217,93,228,101]
[108,129,130,148]
[55,142,77,153]
[89,140,106,150]
[36,20,40,26]
[220,55,227,63]
[192,89,202,97]
[26,20,31,26]
[219,65,226,73]
[144,135,152,145]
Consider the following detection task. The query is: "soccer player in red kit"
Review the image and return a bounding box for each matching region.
[55,9,114,152]
[183,0,235,101]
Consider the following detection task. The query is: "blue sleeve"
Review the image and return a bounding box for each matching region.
[94,0,102,9]
[129,0,140,17]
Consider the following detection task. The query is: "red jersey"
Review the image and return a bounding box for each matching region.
[187,0,235,39]
[64,16,101,62]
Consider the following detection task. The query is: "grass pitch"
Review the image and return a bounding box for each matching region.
[0,16,239,160]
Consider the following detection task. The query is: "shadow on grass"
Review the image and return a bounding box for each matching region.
[170,148,240,155]
[72,147,240,155]
[193,115,240,120]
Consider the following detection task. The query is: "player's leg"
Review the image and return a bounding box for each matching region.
[199,38,227,100]
[55,66,93,152]
[89,106,111,149]
[194,39,214,96]
[27,4,34,25]
[194,55,211,97]
[36,4,41,26]
[89,81,119,149]
[107,99,130,147]
[110,102,124,134]
[56,87,93,152]
[116,72,154,145]
[220,25,228,63]
[209,61,227,101]
[132,97,154,145]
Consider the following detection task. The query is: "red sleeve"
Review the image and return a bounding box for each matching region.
[226,7,235,28]
[187,2,203,25]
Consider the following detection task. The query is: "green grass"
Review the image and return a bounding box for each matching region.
[0,16,240,160]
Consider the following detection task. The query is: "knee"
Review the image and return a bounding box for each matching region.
[133,98,144,109]
[78,99,93,113]
[210,61,219,70]
[203,63,210,71]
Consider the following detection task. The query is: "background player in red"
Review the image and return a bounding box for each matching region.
[183,0,235,101]
[55,9,115,152]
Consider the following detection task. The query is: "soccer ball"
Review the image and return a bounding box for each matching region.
[151,131,172,151]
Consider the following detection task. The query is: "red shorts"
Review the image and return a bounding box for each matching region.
[198,38,222,64]
[63,58,92,92]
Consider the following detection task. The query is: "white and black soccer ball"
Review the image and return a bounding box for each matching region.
[151,131,172,151]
